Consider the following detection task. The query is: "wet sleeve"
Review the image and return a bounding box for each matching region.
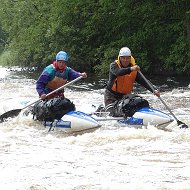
[110,62,132,76]
[135,72,156,93]
[36,71,51,96]
[67,68,81,80]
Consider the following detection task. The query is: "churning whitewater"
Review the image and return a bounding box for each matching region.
[0,67,190,190]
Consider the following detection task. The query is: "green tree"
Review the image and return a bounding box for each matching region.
[0,22,7,53]
[0,0,190,75]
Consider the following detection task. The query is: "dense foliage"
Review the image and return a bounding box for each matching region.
[0,0,190,76]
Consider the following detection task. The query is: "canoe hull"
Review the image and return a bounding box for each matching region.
[44,108,174,132]
[118,107,174,128]
[44,111,101,132]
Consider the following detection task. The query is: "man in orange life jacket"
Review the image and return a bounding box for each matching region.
[104,47,160,116]
[36,51,87,99]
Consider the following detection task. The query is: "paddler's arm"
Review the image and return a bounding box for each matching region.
[136,72,160,97]
[110,62,138,76]
[36,71,51,99]
[67,68,87,80]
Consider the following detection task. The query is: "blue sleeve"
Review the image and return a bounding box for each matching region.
[67,68,81,80]
[36,70,51,96]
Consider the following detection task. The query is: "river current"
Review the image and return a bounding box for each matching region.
[0,66,190,190]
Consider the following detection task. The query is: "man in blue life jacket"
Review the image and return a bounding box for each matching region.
[36,51,87,99]
[33,51,87,121]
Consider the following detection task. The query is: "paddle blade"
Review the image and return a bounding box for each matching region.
[177,120,188,128]
[0,109,22,122]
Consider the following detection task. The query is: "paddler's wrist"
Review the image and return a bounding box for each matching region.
[40,94,47,100]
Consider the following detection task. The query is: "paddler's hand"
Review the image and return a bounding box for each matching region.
[80,72,87,78]
[131,65,140,71]
[154,89,160,97]
[40,94,47,100]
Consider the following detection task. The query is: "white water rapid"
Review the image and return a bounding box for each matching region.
[0,67,190,190]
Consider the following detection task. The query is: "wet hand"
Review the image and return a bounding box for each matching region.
[131,65,140,71]
[40,94,47,100]
[81,72,87,78]
[154,89,160,97]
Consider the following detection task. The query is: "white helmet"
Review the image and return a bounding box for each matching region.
[119,47,131,56]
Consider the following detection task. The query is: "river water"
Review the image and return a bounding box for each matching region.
[0,66,190,190]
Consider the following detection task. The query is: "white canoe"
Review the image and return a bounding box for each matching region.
[0,98,174,132]
[44,111,102,133]
[117,107,174,128]
[43,107,174,132]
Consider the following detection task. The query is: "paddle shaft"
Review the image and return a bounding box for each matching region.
[138,71,180,122]
[21,76,83,110]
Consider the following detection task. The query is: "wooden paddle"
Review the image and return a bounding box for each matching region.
[0,76,83,122]
[138,71,188,128]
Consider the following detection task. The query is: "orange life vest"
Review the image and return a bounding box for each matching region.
[46,64,69,90]
[111,56,137,94]
[47,77,67,90]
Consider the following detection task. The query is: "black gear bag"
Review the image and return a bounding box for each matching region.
[107,95,150,117]
[32,96,75,121]
[121,95,149,117]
